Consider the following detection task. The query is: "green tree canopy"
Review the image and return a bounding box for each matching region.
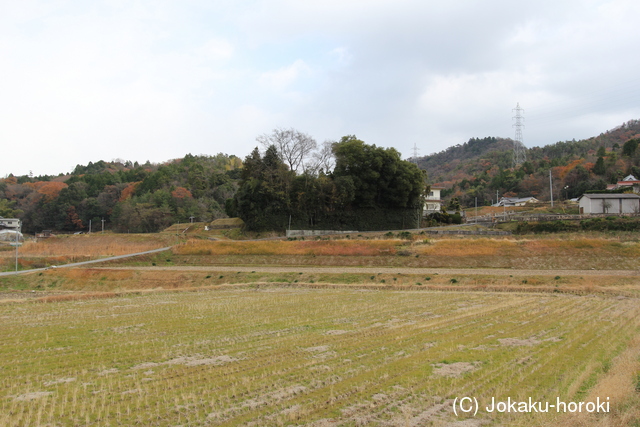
[332,136,425,209]
[233,136,427,231]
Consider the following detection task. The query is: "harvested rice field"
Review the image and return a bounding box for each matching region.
[1,288,638,426]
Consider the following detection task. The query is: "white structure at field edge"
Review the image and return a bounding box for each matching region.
[578,194,640,214]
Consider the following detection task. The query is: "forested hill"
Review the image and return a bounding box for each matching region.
[2,119,640,234]
[416,137,513,185]
[416,119,640,207]
[0,154,242,234]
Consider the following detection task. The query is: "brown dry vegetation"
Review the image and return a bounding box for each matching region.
[163,235,640,270]
[14,234,171,257]
[174,239,402,256]
[3,267,640,298]
[0,233,174,271]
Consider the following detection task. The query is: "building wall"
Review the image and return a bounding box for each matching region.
[427,189,441,199]
[0,219,20,230]
[579,197,640,214]
[622,198,640,213]
[424,188,442,213]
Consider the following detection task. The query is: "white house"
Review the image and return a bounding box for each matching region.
[578,194,640,214]
[424,186,444,213]
[494,196,539,207]
[0,218,20,230]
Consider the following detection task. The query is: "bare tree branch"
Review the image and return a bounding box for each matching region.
[257,128,317,174]
[307,140,336,175]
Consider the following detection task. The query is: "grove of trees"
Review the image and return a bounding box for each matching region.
[230,135,428,231]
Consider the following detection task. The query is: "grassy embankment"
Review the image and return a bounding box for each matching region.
[0,233,177,272]
[166,235,640,270]
[1,234,640,297]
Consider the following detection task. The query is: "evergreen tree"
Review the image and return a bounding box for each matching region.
[593,156,606,175]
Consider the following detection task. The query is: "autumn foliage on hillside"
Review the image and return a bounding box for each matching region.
[0,154,242,233]
[2,120,640,233]
[420,119,640,207]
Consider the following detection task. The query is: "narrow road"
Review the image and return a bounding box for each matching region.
[0,246,173,277]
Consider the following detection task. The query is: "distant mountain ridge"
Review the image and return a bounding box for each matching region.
[415,119,640,206]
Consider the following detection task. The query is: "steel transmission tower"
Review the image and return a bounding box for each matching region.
[512,102,527,167]
[410,143,419,165]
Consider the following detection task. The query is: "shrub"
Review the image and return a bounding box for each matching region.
[450,213,463,224]
[397,231,412,240]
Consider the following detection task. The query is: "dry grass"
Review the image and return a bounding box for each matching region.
[0,234,171,258]
[175,239,402,256]
[174,236,640,261]
[35,292,117,303]
[0,234,174,272]
[4,267,640,298]
[525,335,640,427]
[161,235,640,270]
[0,289,637,426]
[414,237,640,258]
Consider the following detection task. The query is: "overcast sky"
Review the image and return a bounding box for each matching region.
[2,0,640,177]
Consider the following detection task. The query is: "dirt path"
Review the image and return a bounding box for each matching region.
[94,265,640,277]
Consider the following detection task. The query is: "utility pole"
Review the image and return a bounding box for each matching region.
[549,170,554,208]
[475,197,478,224]
[101,218,105,234]
[512,103,527,167]
[15,220,20,272]
[89,219,92,234]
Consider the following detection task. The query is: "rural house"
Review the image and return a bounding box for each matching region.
[605,174,640,192]
[424,186,444,213]
[0,217,20,230]
[494,196,539,207]
[578,193,640,214]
